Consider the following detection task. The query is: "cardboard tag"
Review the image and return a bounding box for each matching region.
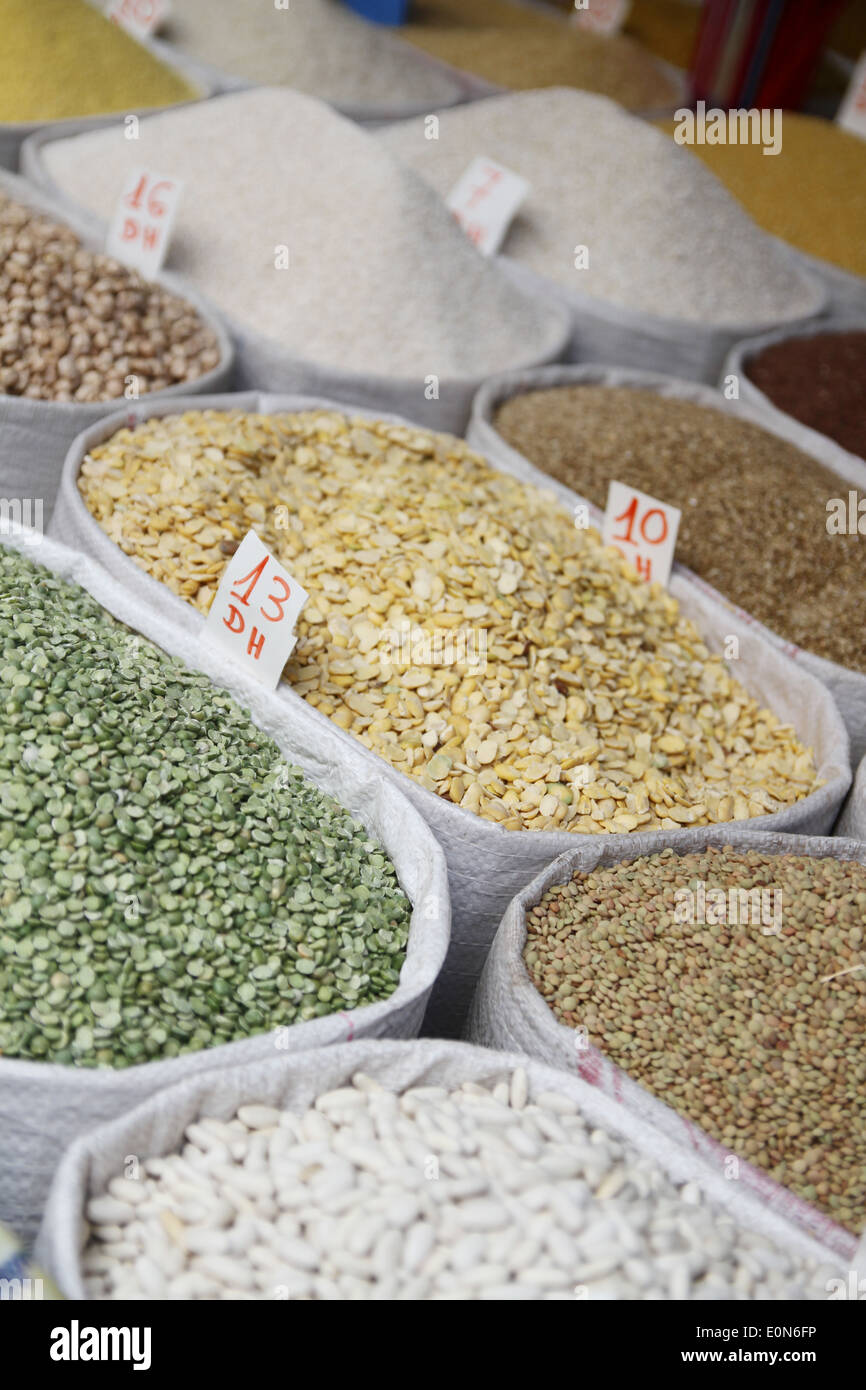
[602,481,680,587]
[572,0,630,36]
[106,167,182,277]
[446,156,530,256]
[106,0,170,38]
[201,531,308,689]
[837,52,866,141]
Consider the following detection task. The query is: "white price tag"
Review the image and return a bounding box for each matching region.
[106,0,170,38]
[201,531,309,690]
[446,156,530,256]
[602,481,680,588]
[837,52,866,141]
[105,168,182,278]
[572,0,630,36]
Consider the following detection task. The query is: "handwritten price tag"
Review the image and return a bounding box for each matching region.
[106,0,169,38]
[201,531,309,690]
[837,52,866,141]
[106,167,182,278]
[572,0,630,35]
[602,481,680,587]
[446,156,530,256]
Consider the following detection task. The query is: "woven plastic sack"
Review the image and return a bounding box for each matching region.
[785,242,866,319]
[722,315,866,466]
[0,34,213,172]
[469,361,866,767]
[0,168,234,529]
[49,391,851,1037]
[0,527,450,1242]
[34,1036,847,1299]
[836,755,866,842]
[467,829,866,1262]
[19,132,570,436]
[146,27,498,126]
[494,247,825,387]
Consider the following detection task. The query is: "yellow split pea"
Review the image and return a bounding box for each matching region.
[79,409,820,833]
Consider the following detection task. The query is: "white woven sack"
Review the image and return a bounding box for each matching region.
[0,168,234,528]
[469,362,866,766]
[34,1036,848,1298]
[722,315,866,466]
[785,242,866,319]
[495,247,825,387]
[467,830,866,1262]
[19,130,570,436]
[835,755,866,841]
[0,528,449,1242]
[146,26,498,126]
[49,391,850,1037]
[0,31,213,172]
[224,308,569,434]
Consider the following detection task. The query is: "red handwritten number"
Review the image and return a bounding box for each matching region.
[466,167,503,210]
[231,558,268,606]
[612,496,639,547]
[613,498,668,547]
[124,175,148,211]
[640,508,668,545]
[260,576,291,623]
[147,181,171,218]
[123,175,171,219]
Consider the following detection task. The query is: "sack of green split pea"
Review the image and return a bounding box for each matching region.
[468,831,866,1262]
[0,528,449,1242]
[48,392,850,1035]
[34,1038,849,1301]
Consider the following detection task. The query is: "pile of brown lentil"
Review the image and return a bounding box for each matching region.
[493,384,866,673]
[746,331,866,462]
[0,193,220,403]
[78,408,819,834]
[524,845,866,1232]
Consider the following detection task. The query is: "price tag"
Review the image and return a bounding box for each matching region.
[446,156,530,256]
[106,0,170,38]
[106,167,182,277]
[572,0,630,36]
[837,52,866,141]
[602,481,680,587]
[201,531,309,690]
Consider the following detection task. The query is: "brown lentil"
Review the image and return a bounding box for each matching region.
[658,112,866,280]
[0,194,220,403]
[79,408,819,833]
[524,845,866,1232]
[493,384,866,673]
[746,331,866,462]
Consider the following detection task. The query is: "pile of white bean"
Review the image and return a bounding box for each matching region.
[82,1072,834,1301]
